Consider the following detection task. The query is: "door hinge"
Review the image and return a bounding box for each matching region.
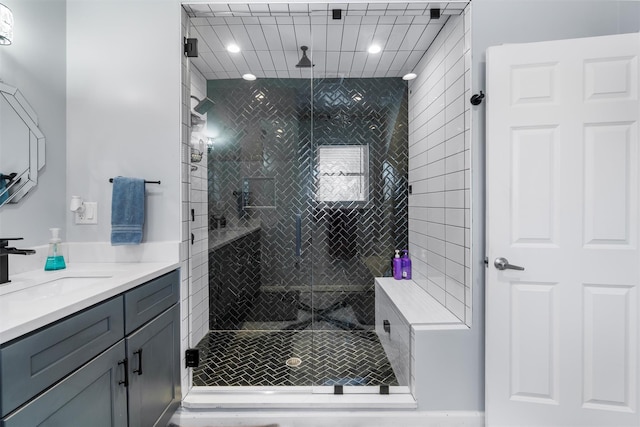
[484,257,489,267]
[184,37,198,57]
[185,348,200,368]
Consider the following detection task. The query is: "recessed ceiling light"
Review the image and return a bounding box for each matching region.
[227,43,240,53]
[368,45,381,54]
[242,73,257,81]
[402,73,417,81]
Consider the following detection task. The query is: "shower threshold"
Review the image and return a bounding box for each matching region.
[182,386,417,410]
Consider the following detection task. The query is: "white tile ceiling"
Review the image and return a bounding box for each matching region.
[185,2,469,80]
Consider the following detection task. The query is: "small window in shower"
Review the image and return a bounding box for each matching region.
[316,145,369,202]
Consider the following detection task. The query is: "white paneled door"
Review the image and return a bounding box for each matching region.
[486,33,640,426]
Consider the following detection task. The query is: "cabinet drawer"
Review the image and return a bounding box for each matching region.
[0,296,124,417]
[124,270,179,334]
[1,341,127,427]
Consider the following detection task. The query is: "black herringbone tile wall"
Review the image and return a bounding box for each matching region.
[192,330,398,387]
[203,77,407,386]
[206,77,407,333]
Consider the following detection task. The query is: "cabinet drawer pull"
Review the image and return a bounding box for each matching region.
[133,349,143,375]
[118,359,129,387]
[383,320,390,333]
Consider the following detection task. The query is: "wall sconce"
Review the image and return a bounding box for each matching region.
[0,3,13,46]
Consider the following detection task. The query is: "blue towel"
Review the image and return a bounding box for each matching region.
[111,177,145,245]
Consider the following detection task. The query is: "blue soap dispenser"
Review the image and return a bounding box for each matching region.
[44,228,66,271]
[401,249,412,280]
[393,250,402,280]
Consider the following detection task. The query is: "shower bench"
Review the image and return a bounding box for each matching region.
[375,278,470,410]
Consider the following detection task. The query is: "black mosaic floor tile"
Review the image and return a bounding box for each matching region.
[192,329,398,387]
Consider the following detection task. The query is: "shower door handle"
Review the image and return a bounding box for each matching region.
[295,213,301,257]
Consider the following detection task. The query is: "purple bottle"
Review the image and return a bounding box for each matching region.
[393,250,402,280]
[401,250,412,280]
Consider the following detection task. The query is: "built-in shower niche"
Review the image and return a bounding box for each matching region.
[242,177,276,209]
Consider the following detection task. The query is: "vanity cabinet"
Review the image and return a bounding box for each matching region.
[0,269,180,427]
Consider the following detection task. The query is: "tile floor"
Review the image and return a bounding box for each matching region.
[192,329,398,387]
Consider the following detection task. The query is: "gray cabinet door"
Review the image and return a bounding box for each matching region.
[1,341,128,427]
[126,304,180,427]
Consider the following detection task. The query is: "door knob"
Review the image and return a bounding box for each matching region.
[494,257,525,271]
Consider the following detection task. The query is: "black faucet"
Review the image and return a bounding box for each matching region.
[0,238,36,284]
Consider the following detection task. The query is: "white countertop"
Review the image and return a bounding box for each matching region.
[375,277,462,325]
[0,261,179,344]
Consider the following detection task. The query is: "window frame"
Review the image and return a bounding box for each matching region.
[315,144,370,204]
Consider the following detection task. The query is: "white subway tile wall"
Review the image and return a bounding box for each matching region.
[180,8,210,398]
[189,66,209,346]
[408,8,471,324]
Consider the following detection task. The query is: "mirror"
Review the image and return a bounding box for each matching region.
[0,81,46,206]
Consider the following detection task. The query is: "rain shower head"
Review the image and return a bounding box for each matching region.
[191,96,214,114]
[295,46,314,68]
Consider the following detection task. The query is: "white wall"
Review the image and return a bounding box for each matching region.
[408,12,471,324]
[0,0,66,247]
[66,0,182,245]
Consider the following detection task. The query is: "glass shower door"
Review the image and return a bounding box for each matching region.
[200,74,317,387]
[308,76,409,390]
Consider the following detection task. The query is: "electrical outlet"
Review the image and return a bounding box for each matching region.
[76,202,98,224]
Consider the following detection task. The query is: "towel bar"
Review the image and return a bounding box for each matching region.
[108,178,161,184]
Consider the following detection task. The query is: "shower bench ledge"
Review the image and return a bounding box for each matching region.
[375,277,463,325]
[375,278,469,411]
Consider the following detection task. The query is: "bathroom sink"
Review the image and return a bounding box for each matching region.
[0,273,113,297]
[40,275,113,287]
[29,275,114,296]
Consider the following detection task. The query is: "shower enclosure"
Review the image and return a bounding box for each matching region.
[184,1,447,391]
